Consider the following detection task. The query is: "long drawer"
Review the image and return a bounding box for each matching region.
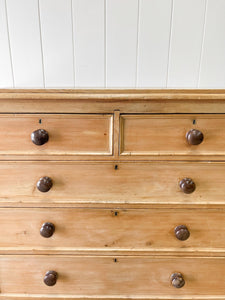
[120,114,225,157]
[1,208,225,254]
[0,256,225,296]
[1,161,225,205]
[0,114,112,156]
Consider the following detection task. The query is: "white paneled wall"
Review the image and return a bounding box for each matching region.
[6,0,44,87]
[72,0,105,87]
[137,0,172,87]
[167,0,206,88]
[0,0,13,87]
[0,0,225,88]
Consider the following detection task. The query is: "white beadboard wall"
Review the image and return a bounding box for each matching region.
[0,0,225,88]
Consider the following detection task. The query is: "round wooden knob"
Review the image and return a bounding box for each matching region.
[40,222,55,238]
[37,176,53,193]
[186,129,204,145]
[174,225,190,241]
[171,273,185,288]
[31,129,49,146]
[44,270,58,286]
[179,178,196,194]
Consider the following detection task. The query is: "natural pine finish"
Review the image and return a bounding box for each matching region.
[0,114,112,157]
[0,208,224,255]
[120,114,225,157]
[0,255,225,296]
[0,90,224,299]
[0,161,225,206]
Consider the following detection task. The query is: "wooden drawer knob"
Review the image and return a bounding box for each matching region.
[37,176,53,193]
[186,129,204,145]
[31,129,49,146]
[44,270,58,286]
[179,178,196,194]
[174,225,190,241]
[40,222,55,238]
[171,272,185,288]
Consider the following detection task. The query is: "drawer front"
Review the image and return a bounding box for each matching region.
[0,256,225,296]
[1,161,225,205]
[1,208,225,254]
[120,114,225,156]
[0,114,112,156]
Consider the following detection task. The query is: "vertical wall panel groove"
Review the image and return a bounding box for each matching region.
[104,0,106,87]
[106,0,139,88]
[39,0,74,88]
[199,0,225,88]
[71,0,76,87]
[0,0,224,88]
[197,0,208,87]
[135,0,140,87]
[6,0,44,88]
[37,0,45,88]
[72,0,104,88]
[167,0,206,88]
[0,0,14,87]
[166,0,174,88]
[137,0,172,88]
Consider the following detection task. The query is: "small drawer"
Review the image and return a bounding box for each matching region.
[1,208,225,254]
[1,255,225,296]
[0,114,112,157]
[120,114,225,157]
[0,161,225,206]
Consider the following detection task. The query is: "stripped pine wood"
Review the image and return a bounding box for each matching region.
[0,114,112,156]
[0,161,224,205]
[0,256,225,295]
[120,114,225,156]
[0,89,224,120]
[0,208,224,255]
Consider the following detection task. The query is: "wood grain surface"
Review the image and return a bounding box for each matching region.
[120,114,225,156]
[0,255,224,296]
[0,90,224,113]
[0,208,223,255]
[0,114,112,156]
[0,161,224,205]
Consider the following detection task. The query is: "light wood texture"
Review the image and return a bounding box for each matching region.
[106,0,138,87]
[72,0,105,87]
[6,0,44,88]
[0,114,112,156]
[0,0,14,88]
[39,0,74,87]
[0,90,225,114]
[137,0,172,87]
[0,208,225,255]
[167,0,206,87]
[1,298,224,300]
[0,255,225,295]
[0,161,225,205]
[0,297,223,300]
[120,114,225,156]
[0,297,224,300]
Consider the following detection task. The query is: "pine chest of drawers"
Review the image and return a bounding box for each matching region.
[1,89,225,300]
